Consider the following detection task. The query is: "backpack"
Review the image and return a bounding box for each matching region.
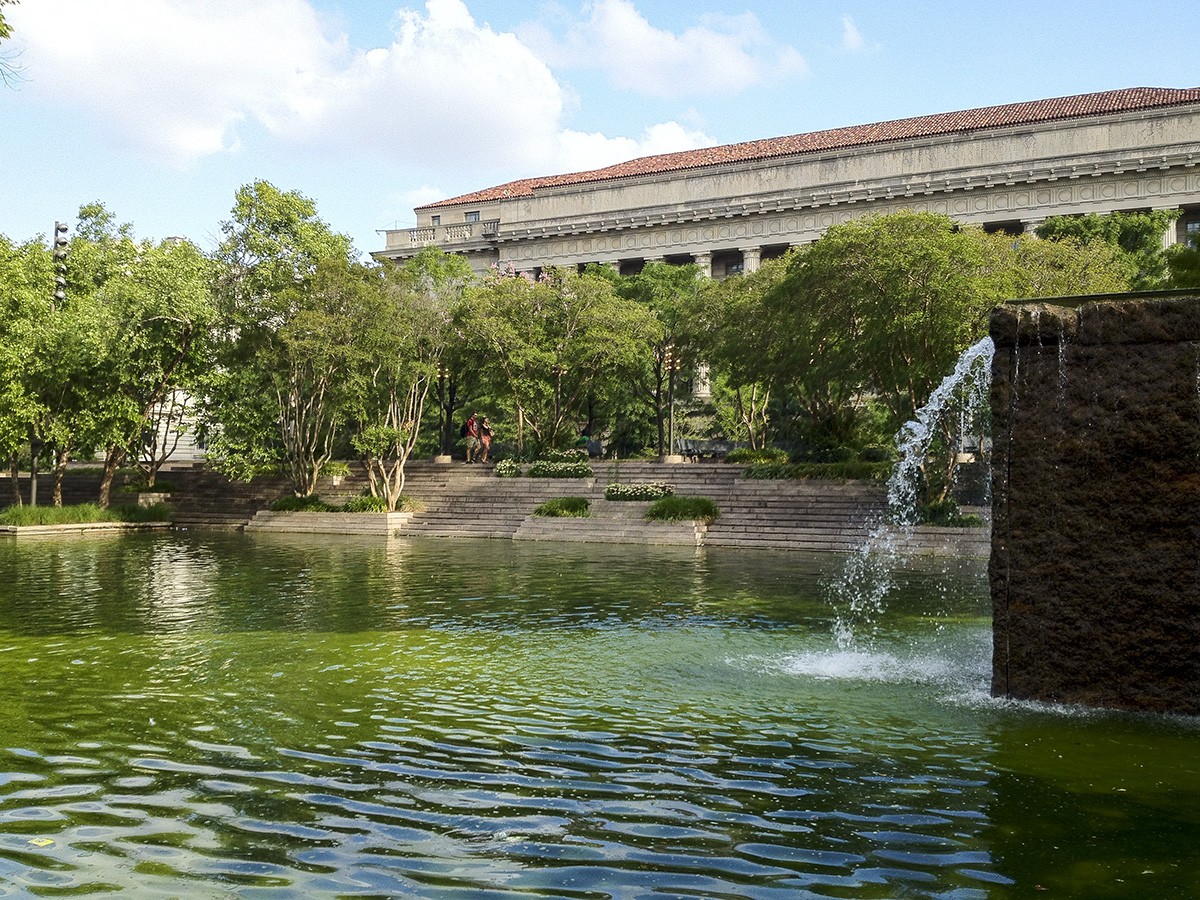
[459,420,469,438]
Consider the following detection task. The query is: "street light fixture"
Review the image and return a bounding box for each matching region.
[436,365,451,455]
[664,344,681,459]
[52,221,68,307]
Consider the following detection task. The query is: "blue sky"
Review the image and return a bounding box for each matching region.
[2,0,1198,258]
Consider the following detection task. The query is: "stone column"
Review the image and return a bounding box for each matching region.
[741,247,762,273]
[1022,218,1044,236]
[1153,207,1178,249]
[692,251,713,278]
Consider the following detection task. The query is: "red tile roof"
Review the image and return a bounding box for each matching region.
[420,87,1200,210]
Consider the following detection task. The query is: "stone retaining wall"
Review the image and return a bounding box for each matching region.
[990,292,1200,714]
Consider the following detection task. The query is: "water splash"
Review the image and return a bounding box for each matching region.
[830,337,995,648]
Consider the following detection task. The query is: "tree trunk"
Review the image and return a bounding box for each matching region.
[51,445,71,507]
[6,454,21,507]
[98,444,126,509]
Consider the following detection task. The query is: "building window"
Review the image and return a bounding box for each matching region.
[465,211,480,223]
[1176,210,1200,245]
[430,215,440,226]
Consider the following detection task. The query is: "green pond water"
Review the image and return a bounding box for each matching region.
[0,532,1197,899]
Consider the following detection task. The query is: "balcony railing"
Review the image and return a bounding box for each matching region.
[385,220,500,251]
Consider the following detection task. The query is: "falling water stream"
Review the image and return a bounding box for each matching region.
[831,337,995,649]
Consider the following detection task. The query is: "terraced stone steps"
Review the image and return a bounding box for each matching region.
[154,459,986,556]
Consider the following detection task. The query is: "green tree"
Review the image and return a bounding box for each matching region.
[614,261,701,455]
[730,212,1130,501]
[0,233,46,504]
[1036,209,1179,290]
[0,0,19,87]
[695,257,793,447]
[1166,232,1200,289]
[350,249,467,509]
[204,181,355,493]
[461,268,660,453]
[51,205,217,505]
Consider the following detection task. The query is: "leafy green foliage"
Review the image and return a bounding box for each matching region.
[204,182,356,498]
[341,494,389,512]
[604,482,673,500]
[532,496,590,517]
[269,495,337,512]
[0,501,169,526]
[459,267,660,453]
[743,461,890,481]
[644,495,719,524]
[1036,209,1179,289]
[1167,232,1200,289]
[724,448,788,465]
[915,498,985,527]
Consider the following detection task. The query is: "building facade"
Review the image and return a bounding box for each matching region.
[374,88,1200,277]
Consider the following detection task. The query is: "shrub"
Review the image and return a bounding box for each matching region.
[605,482,674,501]
[342,494,389,513]
[915,498,985,527]
[118,479,177,494]
[528,459,593,478]
[0,503,114,526]
[321,461,352,478]
[792,445,857,463]
[117,502,172,523]
[645,495,720,525]
[858,445,894,463]
[533,496,590,517]
[270,495,337,512]
[0,503,171,526]
[743,462,890,481]
[724,447,788,465]
[494,459,522,478]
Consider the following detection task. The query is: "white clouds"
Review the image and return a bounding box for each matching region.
[556,121,716,172]
[841,15,865,51]
[840,15,877,53]
[519,0,807,99]
[8,0,714,176]
[11,0,342,164]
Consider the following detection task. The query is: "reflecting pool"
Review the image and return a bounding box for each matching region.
[0,533,1197,898]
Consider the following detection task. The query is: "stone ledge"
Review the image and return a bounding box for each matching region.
[0,522,173,537]
[245,511,414,536]
[514,516,705,546]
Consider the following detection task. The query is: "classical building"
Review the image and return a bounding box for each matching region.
[374,87,1200,277]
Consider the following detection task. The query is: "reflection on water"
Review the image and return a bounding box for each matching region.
[0,532,1197,897]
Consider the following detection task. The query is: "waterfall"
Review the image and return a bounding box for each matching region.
[830,336,995,648]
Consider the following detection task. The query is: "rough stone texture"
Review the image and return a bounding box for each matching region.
[990,292,1200,714]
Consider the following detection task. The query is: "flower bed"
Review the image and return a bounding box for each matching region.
[605,482,674,501]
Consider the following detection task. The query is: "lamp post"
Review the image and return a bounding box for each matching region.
[664,344,681,462]
[436,365,450,454]
[51,221,67,309]
[31,221,68,506]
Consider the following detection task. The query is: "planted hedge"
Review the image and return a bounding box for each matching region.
[743,461,890,481]
[533,497,591,517]
[644,495,720,525]
[0,502,171,526]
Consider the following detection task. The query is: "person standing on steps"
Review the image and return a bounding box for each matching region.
[479,417,493,463]
[464,412,481,463]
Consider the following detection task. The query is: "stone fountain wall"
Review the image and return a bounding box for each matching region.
[990,293,1200,714]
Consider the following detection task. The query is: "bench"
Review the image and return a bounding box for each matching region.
[678,439,744,460]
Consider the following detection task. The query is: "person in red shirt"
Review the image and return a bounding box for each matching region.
[464,413,481,463]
